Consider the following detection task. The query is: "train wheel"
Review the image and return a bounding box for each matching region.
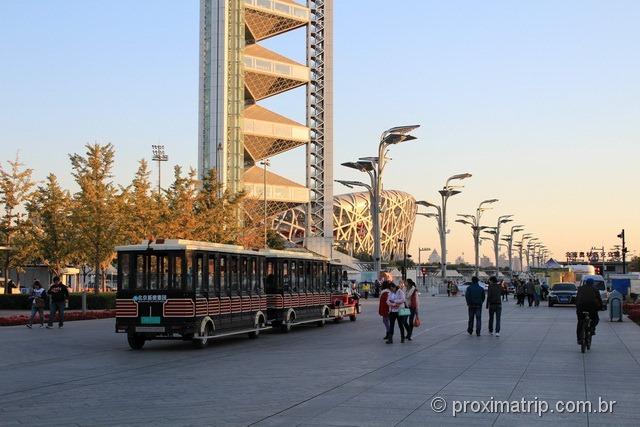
[249,317,264,338]
[127,333,145,350]
[349,314,357,322]
[317,310,328,327]
[193,323,212,349]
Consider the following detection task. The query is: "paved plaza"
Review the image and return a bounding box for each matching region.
[1,296,640,426]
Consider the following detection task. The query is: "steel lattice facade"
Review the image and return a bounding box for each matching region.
[274,190,416,260]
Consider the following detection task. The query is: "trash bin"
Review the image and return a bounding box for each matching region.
[609,290,623,322]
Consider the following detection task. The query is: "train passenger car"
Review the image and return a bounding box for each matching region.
[115,240,269,349]
[263,249,356,331]
[115,239,357,349]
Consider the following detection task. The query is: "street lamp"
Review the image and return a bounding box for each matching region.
[483,215,513,276]
[457,198,498,277]
[517,234,533,272]
[151,145,168,197]
[259,159,271,247]
[417,172,472,288]
[501,225,524,278]
[340,125,420,280]
[398,238,408,281]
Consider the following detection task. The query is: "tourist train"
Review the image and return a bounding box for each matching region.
[115,239,358,349]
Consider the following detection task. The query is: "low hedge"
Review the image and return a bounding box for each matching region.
[0,310,115,326]
[0,293,116,310]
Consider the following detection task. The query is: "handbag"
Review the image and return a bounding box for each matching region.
[34,297,45,308]
[398,307,411,317]
[413,315,421,327]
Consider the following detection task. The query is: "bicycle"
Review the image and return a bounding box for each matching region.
[579,311,592,353]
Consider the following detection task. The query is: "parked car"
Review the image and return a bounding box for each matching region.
[580,274,608,310]
[548,283,577,307]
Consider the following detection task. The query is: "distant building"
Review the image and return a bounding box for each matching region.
[455,255,466,265]
[428,249,441,264]
[480,255,492,268]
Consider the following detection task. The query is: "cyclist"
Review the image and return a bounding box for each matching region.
[576,278,603,345]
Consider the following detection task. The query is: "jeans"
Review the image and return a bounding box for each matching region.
[576,309,599,342]
[406,307,418,338]
[29,306,44,326]
[382,316,390,337]
[467,306,482,334]
[527,294,534,306]
[388,312,408,340]
[488,304,501,333]
[48,301,65,327]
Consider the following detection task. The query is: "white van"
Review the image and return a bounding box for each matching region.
[580,274,608,310]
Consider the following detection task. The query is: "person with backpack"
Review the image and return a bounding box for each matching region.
[404,279,419,341]
[465,276,485,336]
[26,281,47,328]
[47,276,69,328]
[486,276,502,337]
[516,279,526,306]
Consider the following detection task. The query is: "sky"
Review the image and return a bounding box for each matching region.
[1,0,639,263]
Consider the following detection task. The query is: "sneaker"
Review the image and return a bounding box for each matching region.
[489,331,493,335]
[476,332,481,336]
[467,330,472,335]
[401,339,405,343]
[46,325,53,329]
[39,325,44,328]
[26,324,32,329]
[386,339,393,344]
[58,325,63,328]
[496,332,500,337]
[407,337,412,341]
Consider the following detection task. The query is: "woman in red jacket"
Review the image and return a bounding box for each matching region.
[378,282,391,340]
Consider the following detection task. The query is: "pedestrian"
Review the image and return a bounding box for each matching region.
[386,281,409,343]
[465,276,485,336]
[405,279,419,340]
[534,280,541,307]
[516,279,525,306]
[526,279,535,307]
[378,282,391,340]
[362,282,370,299]
[446,281,451,297]
[374,280,380,298]
[486,276,502,337]
[26,281,47,328]
[6,279,17,295]
[47,276,69,329]
[501,281,508,302]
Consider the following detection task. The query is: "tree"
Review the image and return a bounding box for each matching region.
[0,154,35,288]
[192,169,244,243]
[27,174,73,275]
[69,143,124,292]
[121,159,162,244]
[162,166,199,239]
[629,256,640,273]
[266,229,286,250]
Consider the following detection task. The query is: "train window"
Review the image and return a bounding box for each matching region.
[265,260,276,293]
[207,255,217,296]
[195,253,205,294]
[321,262,328,292]
[250,258,258,294]
[171,254,184,290]
[290,261,297,292]
[159,255,169,289]
[304,262,311,292]
[282,260,290,292]
[119,254,130,290]
[135,255,146,289]
[219,256,227,296]
[230,256,239,296]
[149,256,159,289]
[241,256,249,295]
[185,252,193,291]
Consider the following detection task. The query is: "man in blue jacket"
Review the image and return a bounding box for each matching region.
[465,276,486,336]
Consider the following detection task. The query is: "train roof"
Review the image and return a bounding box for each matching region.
[115,239,329,261]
